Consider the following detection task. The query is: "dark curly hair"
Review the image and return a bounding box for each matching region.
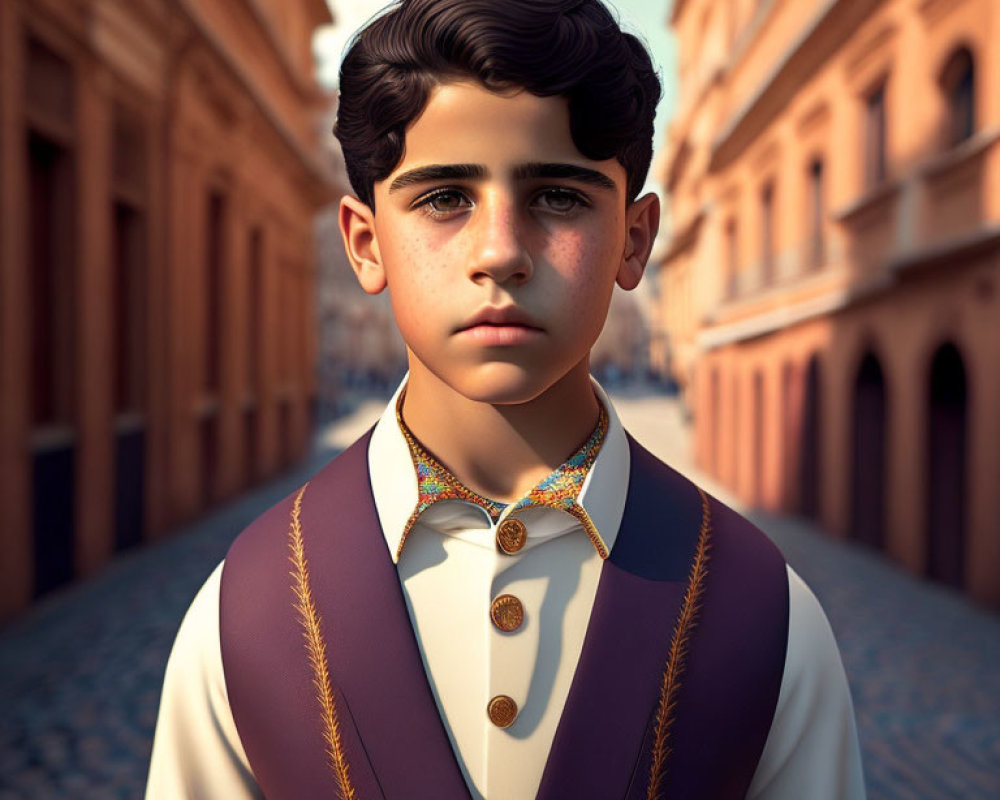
[334,0,661,208]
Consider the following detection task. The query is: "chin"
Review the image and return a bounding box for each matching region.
[441,362,567,406]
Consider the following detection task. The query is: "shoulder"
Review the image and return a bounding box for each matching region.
[747,565,867,799]
[220,428,381,663]
[620,432,787,585]
[147,561,261,799]
[225,428,375,565]
[166,561,226,686]
[783,565,852,699]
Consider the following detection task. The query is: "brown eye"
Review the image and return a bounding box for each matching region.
[536,189,587,213]
[426,190,470,213]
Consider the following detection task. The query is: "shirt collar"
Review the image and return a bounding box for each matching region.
[394,385,609,559]
[368,375,630,564]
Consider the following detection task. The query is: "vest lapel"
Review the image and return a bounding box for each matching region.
[300,430,473,799]
[536,434,705,799]
[538,434,789,800]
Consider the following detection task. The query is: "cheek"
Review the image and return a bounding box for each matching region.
[547,229,619,303]
[547,230,587,266]
[384,232,457,336]
[389,233,442,293]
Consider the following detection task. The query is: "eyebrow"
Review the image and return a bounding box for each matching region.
[388,164,485,193]
[513,162,617,190]
[387,162,617,194]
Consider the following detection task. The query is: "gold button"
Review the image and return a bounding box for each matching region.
[487,694,518,728]
[490,594,524,632]
[496,518,527,554]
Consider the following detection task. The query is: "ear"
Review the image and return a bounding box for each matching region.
[339,194,386,294]
[616,192,660,291]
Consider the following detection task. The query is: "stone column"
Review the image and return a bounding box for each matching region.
[823,329,852,539]
[886,323,923,573]
[967,269,1000,607]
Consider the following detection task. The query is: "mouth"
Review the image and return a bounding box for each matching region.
[455,306,544,334]
[454,306,544,345]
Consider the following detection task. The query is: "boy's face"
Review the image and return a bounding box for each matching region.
[340,80,659,405]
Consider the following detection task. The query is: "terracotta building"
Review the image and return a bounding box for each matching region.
[657,0,1000,607]
[0,0,337,621]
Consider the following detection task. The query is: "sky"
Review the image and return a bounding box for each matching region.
[312,0,679,193]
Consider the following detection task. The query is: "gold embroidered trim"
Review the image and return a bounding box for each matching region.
[567,503,609,559]
[287,482,357,800]
[646,486,713,800]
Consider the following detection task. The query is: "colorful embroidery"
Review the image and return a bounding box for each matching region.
[508,406,608,557]
[287,482,357,800]
[646,486,713,800]
[395,390,609,559]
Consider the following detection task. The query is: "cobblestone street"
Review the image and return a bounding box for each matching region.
[1,389,997,799]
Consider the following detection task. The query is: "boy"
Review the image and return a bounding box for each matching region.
[146,1,866,798]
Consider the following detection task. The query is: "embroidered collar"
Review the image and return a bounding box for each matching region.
[394,389,610,560]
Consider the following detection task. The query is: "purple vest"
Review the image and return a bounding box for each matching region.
[220,430,789,799]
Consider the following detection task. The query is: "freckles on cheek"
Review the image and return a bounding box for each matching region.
[549,230,617,287]
[548,232,588,273]
[394,237,436,286]
[406,231,466,301]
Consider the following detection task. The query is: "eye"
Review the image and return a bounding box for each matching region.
[414,188,472,218]
[534,188,589,214]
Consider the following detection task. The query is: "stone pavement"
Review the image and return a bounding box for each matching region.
[0,388,997,799]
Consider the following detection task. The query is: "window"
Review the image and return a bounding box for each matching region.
[111,107,148,416]
[26,39,76,430]
[724,217,738,298]
[864,83,887,188]
[760,181,775,286]
[247,226,264,392]
[807,158,825,269]
[112,203,146,414]
[939,47,975,148]
[29,133,75,427]
[206,191,226,393]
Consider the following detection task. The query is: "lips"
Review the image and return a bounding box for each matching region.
[454,306,545,346]
[455,306,543,333]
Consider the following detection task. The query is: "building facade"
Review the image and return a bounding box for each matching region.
[0,0,337,621]
[659,0,1000,606]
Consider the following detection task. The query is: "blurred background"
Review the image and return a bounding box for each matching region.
[0,0,997,797]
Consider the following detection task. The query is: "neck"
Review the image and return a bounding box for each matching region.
[401,361,600,504]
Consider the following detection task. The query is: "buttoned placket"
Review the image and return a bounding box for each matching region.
[486,511,530,732]
[487,527,529,731]
[400,501,600,795]
[376,377,625,799]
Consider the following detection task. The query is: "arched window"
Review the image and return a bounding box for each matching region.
[926,342,968,589]
[851,351,888,551]
[939,47,975,147]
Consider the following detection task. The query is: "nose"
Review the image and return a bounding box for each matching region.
[466,192,533,285]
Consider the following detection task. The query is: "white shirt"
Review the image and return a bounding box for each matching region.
[146,380,866,799]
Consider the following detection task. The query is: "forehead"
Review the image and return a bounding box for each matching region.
[385,81,626,186]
